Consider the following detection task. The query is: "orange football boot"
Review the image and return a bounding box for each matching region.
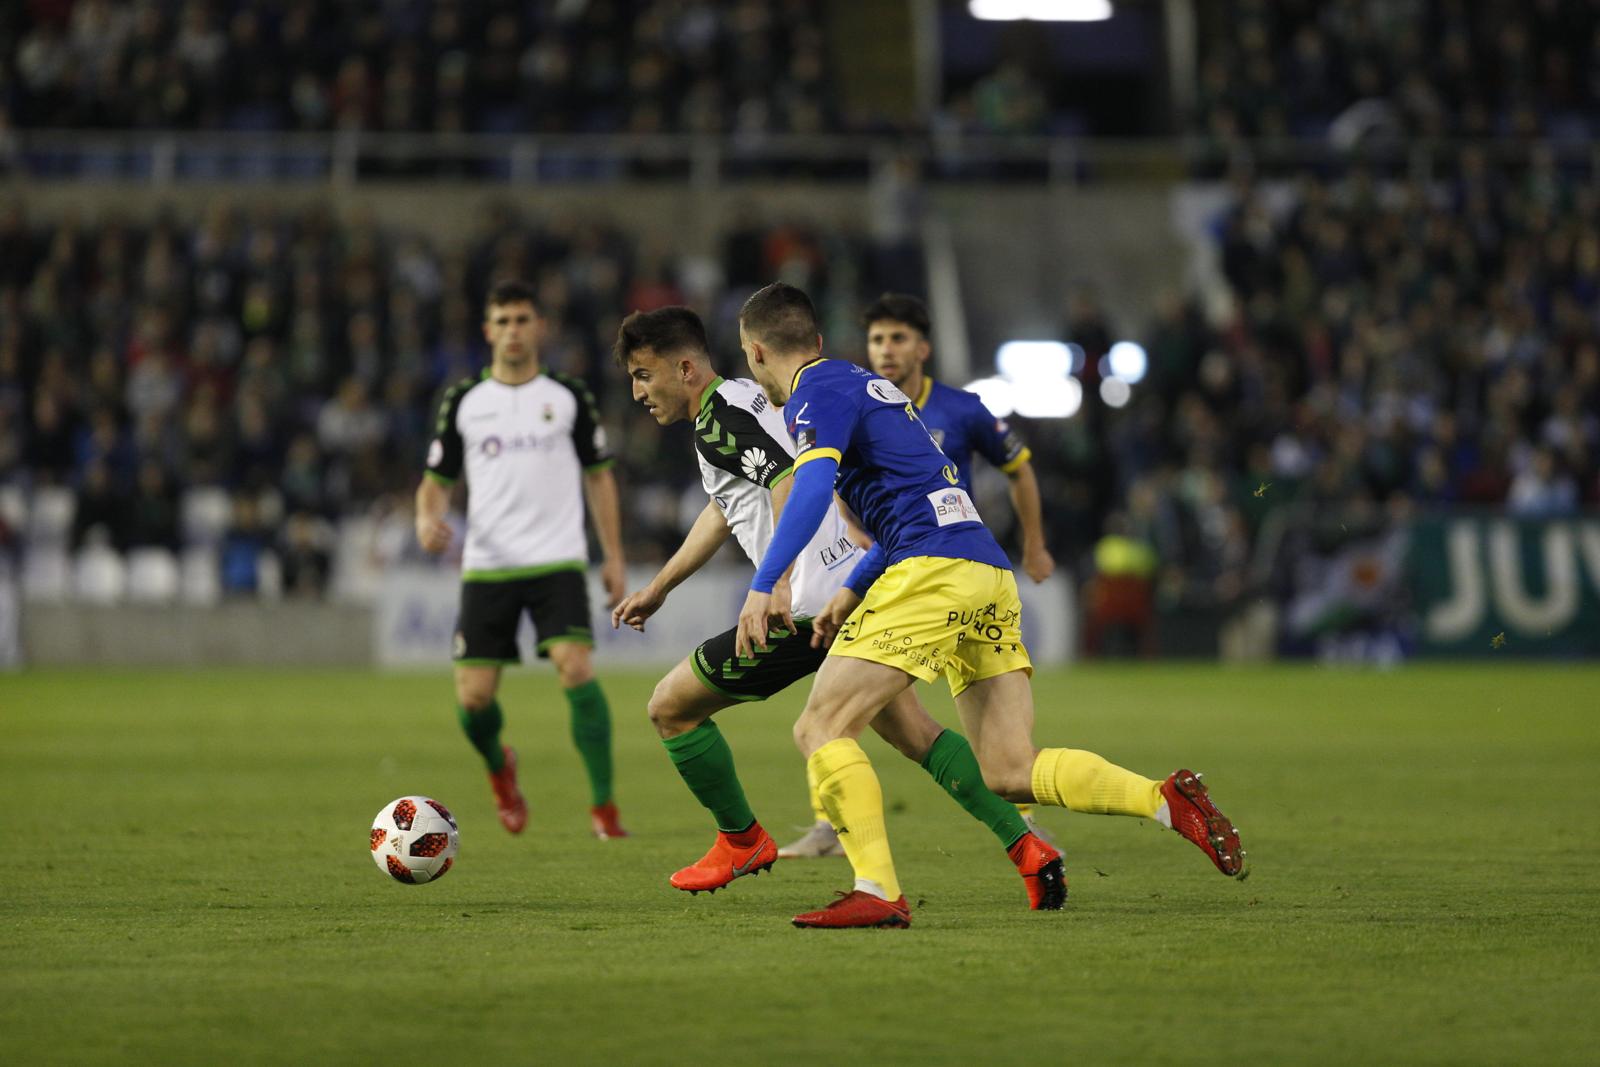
[1008,831,1067,910]
[669,824,778,894]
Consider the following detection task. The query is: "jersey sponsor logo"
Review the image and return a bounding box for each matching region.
[740,446,777,482]
[427,439,444,467]
[479,432,566,458]
[867,379,911,405]
[927,487,981,526]
[817,535,857,568]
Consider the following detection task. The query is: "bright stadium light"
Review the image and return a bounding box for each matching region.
[1014,375,1083,419]
[969,0,1113,21]
[1099,376,1131,408]
[996,340,1072,382]
[964,376,1019,418]
[1107,340,1148,383]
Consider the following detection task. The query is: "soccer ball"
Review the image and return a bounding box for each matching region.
[370,796,459,884]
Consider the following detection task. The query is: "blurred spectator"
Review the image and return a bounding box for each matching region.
[279,510,333,598]
[219,492,269,595]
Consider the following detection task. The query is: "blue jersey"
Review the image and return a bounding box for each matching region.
[785,358,1011,572]
[911,377,1031,491]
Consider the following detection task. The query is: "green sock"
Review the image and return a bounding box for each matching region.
[661,721,756,833]
[457,701,506,773]
[566,680,614,806]
[921,729,1030,848]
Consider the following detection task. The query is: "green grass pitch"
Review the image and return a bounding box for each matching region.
[4,664,1599,1065]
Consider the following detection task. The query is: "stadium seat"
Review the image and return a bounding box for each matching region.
[126,547,182,603]
[73,544,127,604]
[180,546,222,606]
[181,487,232,546]
[26,487,76,546]
[21,545,70,603]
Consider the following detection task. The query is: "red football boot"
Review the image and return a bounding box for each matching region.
[1160,769,1247,878]
[488,745,528,834]
[590,800,629,840]
[792,890,912,929]
[1007,832,1067,910]
[669,824,778,894]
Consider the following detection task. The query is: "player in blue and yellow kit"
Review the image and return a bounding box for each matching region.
[778,292,1060,858]
[734,283,1247,928]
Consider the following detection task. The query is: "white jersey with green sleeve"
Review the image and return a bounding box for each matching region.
[692,376,861,618]
[425,370,612,580]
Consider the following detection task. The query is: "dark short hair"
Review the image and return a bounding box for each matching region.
[485,279,538,314]
[612,306,710,368]
[739,282,819,355]
[862,293,931,339]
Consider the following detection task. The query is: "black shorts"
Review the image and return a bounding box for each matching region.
[454,568,592,665]
[690,621,828,702]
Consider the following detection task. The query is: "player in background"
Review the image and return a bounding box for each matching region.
[609,307,1064,910]
[735,283,1246,928]
[416,280,629,840]
[778,292,1059,859]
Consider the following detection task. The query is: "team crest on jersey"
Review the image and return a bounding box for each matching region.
[542,403,555,422]
[740,446,776,482]
[930,429,946,449]
[866,379,911,405]
[481,435,503,457]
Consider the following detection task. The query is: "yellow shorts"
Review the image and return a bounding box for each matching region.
[829,556,1033,696]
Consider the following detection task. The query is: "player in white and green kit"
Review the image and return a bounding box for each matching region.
[609,307,1064,909]
[415,280,629,840]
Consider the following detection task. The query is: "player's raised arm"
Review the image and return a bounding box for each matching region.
[612,500,731,631]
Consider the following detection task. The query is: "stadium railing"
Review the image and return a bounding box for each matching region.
[10,131,1600,187]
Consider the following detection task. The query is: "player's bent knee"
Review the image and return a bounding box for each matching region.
[980,764,1032,803]
[647,684,695,738]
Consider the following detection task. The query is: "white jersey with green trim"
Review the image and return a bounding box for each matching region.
[694,377,862,618]
[426,370,612,578]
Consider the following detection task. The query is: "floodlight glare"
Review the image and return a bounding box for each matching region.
[1099,376,1132,408]
[996,340,1072,382]
[1107,340,1148,383]
[964,377,1019,418]
[969,0,1113,21]
[1013,375,1083,419]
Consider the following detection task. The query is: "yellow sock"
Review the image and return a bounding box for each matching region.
[1031,748,1162,817]
[805,762,829,824]
[808,739,901,901]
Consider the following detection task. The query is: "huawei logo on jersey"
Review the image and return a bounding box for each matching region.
[740,446,776,481]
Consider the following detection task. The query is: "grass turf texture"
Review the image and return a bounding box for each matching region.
[3,665,1598,1066]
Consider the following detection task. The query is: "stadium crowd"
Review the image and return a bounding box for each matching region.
[2,0,837,136]
[0,197,911,595]
[1193,0,1600,142]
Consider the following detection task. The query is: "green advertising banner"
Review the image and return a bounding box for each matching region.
[1410,516,1600,656]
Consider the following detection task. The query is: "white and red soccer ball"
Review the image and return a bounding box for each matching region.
[370,796,459,884]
